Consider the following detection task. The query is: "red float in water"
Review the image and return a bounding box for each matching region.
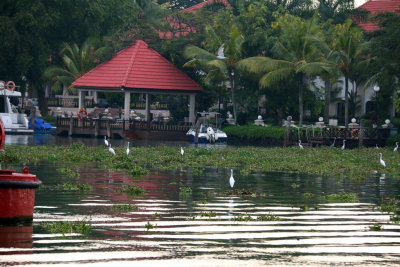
[0,168,42,223]
[0,119,42,223]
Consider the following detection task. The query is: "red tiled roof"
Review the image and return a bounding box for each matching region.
[159,0,230,39]
[183,0,230,13]
[72,40,203,92]
[357,0,400,31]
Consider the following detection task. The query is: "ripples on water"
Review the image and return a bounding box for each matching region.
[1,164,400,266]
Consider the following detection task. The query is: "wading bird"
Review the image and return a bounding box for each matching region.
[229,169,235,188]
[330,137,336,147]
[298,140,304,149]
[104,136,109,146]
[108,143,115,155]
[126,142,130,155]
[341,140,346,150]
[394,142,398,152]
[181,147,184,156]
[379,153,386,167]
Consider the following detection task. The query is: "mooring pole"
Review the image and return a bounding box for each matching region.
[358,119,364,148]
[284,116,292,147]
[68,113,73,136]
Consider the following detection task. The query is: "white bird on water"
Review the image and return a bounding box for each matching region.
[180,147,184,156]
[298,140,304,149]
[229,169,235,188]
[394,142,398,152]
[379,153,386,167]
[341,140,346,150]
[104,136,109,146]
[376,144,379,149]
[126,142,130,156]
[108,143,115,155]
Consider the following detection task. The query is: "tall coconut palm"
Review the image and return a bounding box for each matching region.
[331,19,370,126]
[183,24,245,124]
[44,39,106,95]
[237,14,332,126]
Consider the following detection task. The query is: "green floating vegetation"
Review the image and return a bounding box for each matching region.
[55,182,91,191]
[302,192,315,199]
[319,192,359,203]
[144,221,154,232]
[41,220,91,235]
[117,185,145,196]
[221,189,257,197]
[2,145,400,180]
[199,211,217,218]
[257,213,281,221]
[179,187,192,198]
[110,204,138,212]
[369,224,384,231]
[390,215,400,224]
[233,214,253,222]
[57,167,80,178]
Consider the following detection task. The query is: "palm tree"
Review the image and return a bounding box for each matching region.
[331,19,370,126]
[317,0,355,24]
[44,39,106,95]
[237,14,332,126]
[183,24,245,124]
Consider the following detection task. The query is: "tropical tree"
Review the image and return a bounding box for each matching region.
[237,14,332,126]
[331,19,370,126]
[317,0,355,24]
[183,20,245,124]
[44,40,107,95]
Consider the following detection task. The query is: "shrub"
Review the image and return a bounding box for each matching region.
[222,125,285,141]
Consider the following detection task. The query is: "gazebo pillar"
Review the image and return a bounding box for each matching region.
[189,94,196,123]
[145,93,151,123]
[78,90,85,109]
[124,91,130,119]
[93,91,98,104]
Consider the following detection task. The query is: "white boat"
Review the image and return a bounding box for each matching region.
[186,123,227,143]
[0,87,33,134]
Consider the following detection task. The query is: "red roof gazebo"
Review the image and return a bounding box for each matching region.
[72,40,203,123]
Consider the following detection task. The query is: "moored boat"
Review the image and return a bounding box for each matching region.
[186,123,228,143]
[0,80,33,134]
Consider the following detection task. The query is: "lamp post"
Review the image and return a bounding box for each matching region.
[373,85,380,127]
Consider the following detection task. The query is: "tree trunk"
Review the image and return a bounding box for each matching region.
[324,79,332,124]
[37,84,48,116]
[345,75,349,127]
[298,74,304,127]
[229,71,237,125]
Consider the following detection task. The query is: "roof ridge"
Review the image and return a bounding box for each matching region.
[122,41,144,87]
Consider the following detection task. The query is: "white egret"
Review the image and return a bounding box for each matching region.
[180,147,184,156]
[298,140,304,149]
[379,153,386,167]
[229,169,235,188]
[104,136,109,146]
[330,137,336,147]
[376,144,379,149]
[341,140,346,150]
[126,142,130,155]
[394,142,398,152]
[108,143,115,155]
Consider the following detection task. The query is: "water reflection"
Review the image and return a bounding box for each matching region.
[1,165,400,266]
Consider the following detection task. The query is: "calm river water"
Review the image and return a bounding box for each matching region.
[1,136,400,266]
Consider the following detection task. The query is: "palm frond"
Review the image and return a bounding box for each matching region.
[259,68,294,88]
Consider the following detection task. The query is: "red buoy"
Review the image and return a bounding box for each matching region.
[0,120,42,223]
[0,168,42,223]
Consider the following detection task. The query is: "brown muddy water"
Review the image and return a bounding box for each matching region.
[1,162,400,266]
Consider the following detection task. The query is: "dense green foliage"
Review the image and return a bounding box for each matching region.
[223,125,285,140]
[2,144,400,180]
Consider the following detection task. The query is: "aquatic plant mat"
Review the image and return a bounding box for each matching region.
[2,144,400,179]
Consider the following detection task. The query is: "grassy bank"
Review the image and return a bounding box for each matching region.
[1,144,399,180]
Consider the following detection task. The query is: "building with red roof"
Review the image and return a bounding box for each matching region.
[357,0,400,31]
[159,0,230,39]
[72,40,203,123]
